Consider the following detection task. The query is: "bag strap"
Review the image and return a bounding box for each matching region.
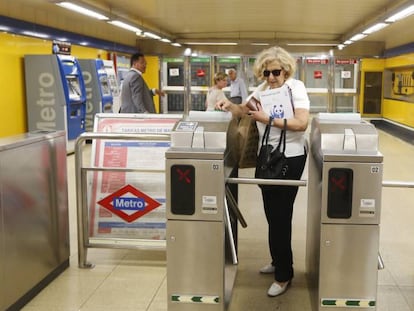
[261,116,273,146]
[275,118,287,153]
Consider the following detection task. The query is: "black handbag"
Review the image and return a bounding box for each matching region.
[255,118,288,188]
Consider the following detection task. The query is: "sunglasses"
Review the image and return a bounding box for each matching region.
[263,69,282,77]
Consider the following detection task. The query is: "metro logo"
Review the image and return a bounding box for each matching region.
[113,197,145,210]
[98,184,161,223]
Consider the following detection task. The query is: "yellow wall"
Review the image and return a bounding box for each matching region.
[383,53,414,128]
[0,32,161,138]
[383,98,414,127]
[0,33,105,138]
[142,56,161,113]
[360,55,414,128]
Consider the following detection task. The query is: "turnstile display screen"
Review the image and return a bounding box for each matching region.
[327,168,353,218]
[170,164,195,215]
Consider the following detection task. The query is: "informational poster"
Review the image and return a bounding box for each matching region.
[88,114,181,242]
[259,84,294,119]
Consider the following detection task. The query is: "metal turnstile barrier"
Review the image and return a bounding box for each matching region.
[166,116,239,311]
[306,114,383,310]
[75,132,171,268]
[74,113,414,310]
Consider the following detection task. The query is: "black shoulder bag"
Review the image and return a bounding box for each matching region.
[255,118,288,188]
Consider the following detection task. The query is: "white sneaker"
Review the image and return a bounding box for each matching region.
[259,264,275,274]
[267,281,290,297]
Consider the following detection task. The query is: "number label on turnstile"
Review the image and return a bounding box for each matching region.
[327,168,353,219]
[171,164,195,215]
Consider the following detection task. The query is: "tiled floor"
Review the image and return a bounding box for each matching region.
[21,127,414,311]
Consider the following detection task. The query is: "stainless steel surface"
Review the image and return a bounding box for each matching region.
[306,115,382,311]
[382,180,414,188]
[166,119,238,310]
[321,161,383,225]
[166,158,226,222]
[319,224,379,310]
[224,186,247,228]
[0,131,69,310]
[226,177,307,187]
[170,119,229,150]
[167,220,225,311]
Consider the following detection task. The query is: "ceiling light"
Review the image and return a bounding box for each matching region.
[171,42,182,47]
[184,48,192,56]
[143,31,161,40]
[385,5,414,22]
[22,31,49,39]
[183,42,238,46]
[251,43,270,46]
[161,38,171,43]
[0,26,11,32]
[56,2,109,20]
[343,40,353,45]
[286,43,338,46]
[362,22,389,34]
[108,20,142,33]
[349,33,367,41]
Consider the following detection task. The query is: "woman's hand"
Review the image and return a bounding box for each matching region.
[246,105,270,125]
[215,98,232,111]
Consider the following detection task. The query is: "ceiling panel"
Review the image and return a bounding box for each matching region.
[2,0,414,56]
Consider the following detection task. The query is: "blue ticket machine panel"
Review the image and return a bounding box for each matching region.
[79,59,113,132]
[24,55,86,152]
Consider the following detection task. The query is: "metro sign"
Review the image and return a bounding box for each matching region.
[97,184,161,223]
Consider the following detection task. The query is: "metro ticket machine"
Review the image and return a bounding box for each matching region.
[165,112,239,310]
[24,54,86,153]
[306,114,383,310]
[79,59,113,131]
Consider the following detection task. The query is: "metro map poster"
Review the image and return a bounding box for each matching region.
[88,114,181,242]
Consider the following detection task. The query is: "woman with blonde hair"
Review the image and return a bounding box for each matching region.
[216,46,310,297]
[205,72,228,111]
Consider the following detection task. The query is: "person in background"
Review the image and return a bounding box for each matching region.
[216,46,310,297]
[205,72,228,111]
[120,52,164,113]
[228,68,248,104]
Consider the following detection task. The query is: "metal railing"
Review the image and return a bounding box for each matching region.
[75,132,171,268]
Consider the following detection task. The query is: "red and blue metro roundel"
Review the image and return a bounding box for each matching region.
[97,184,161,223]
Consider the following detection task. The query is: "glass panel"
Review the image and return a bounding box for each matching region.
[334,60,358,89]
[304,59,329,89]
[334,95,356,112]
[308,94,328,112]
[167,93,206,112]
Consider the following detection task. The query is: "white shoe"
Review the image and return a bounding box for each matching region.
[267,281,290,297]
[259,264,275,274]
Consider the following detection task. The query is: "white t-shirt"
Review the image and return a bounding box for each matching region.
[249,78,310,157]
[205,87,227,111]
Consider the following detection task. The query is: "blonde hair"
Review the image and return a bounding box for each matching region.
[253,46,297,81]
[214,72,228,84]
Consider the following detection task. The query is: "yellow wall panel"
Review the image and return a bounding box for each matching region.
[0,33,109,138]
[385,53,414,68]
[383,99,414,128]
[143,56,161,113]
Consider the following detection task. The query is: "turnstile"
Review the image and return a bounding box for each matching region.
[165,113,238,311]
[306,114,383,310]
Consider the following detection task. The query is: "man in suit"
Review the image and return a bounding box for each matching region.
[120,52,164,113]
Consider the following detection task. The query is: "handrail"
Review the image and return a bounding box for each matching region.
[227,177,414,188]
[75,132,171,268]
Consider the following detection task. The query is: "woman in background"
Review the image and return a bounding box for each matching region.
[205,72,228,111]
